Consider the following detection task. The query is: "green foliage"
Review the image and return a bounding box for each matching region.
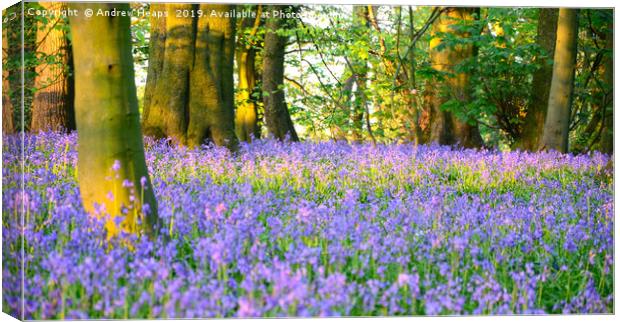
[438,8,545,146]
[569,9,613,153]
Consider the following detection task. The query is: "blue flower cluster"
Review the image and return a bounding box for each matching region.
[2,132,613,318]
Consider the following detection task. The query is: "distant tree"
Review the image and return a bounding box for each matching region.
[515,8,558,151]
[350,5,370,143]
[30,1,75,133]
[2,14,14,134]
[4,3,38,132]
[69,2,161,238]
[426,7,484,148]
[262,5,299,141]
[142,4,238,150]
[541,9,579,153]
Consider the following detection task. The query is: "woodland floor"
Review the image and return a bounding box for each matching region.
[1,132,614,318]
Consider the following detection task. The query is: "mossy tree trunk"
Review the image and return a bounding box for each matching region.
[235,6,262,142]
[514,8,558,151]
[30,1,75,133]
[262,5,298,141]
[541,8,579,153]
[2,15,14,134]
[69,3,161,238]
[426,7,483,148]
[143,5,238,150]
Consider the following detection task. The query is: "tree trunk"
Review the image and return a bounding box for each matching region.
[2,16,14,134]
[262,5,298,141]
[514,8,558,151]
[142,5,238,150]
[142,3,193,145]
[599,18,613,154]
[351,5,368,143]
[30,2,75,133]
[142,3,167,133]
[235,7,261,142]
[427,7,483,148]
[540,8,578,153]
[187,4,239,150]
[332,74,354,141]
[69,3,161,238]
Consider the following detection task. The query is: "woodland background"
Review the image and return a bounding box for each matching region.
[2,3,614,154]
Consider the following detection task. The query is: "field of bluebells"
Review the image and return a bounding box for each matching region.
[2,132,614,318]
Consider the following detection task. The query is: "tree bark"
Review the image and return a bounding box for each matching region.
[142,3,193,145]
[69,3,161,238]
[514,8,558,151]
[30,2,75,133]
[2,16,14,134]
[187,4,238,150]
[351,5,368,143]
[262,5,299,141]
[142,5,238,150]
[142,3,167,134]
[541,8,578,153]
[235,6,261,142]
[426,7,483,148]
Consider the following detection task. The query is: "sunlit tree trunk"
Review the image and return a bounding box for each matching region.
[69,3,161,238]
[142,5,238,150]
[2,17,14,134]
[235,6,261,142]
[541,8,578,153]
[427,7,483,148]
[514,8,558,151]
[30,2,74,133]
[351,5,368,143]
[262,5,298,141]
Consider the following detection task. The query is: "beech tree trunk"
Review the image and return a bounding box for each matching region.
[142,4,238,150]
[142,3,192,144]
[235,7,261,142]
[426,7,483,148]
[515,8,558,151]
[262,5,298,141]
[187,4,238,150]
[69,3,161,238]
[541,8,578,153]
[2,17,14,134]
[142,3,167,136]
[30,2,75,133]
